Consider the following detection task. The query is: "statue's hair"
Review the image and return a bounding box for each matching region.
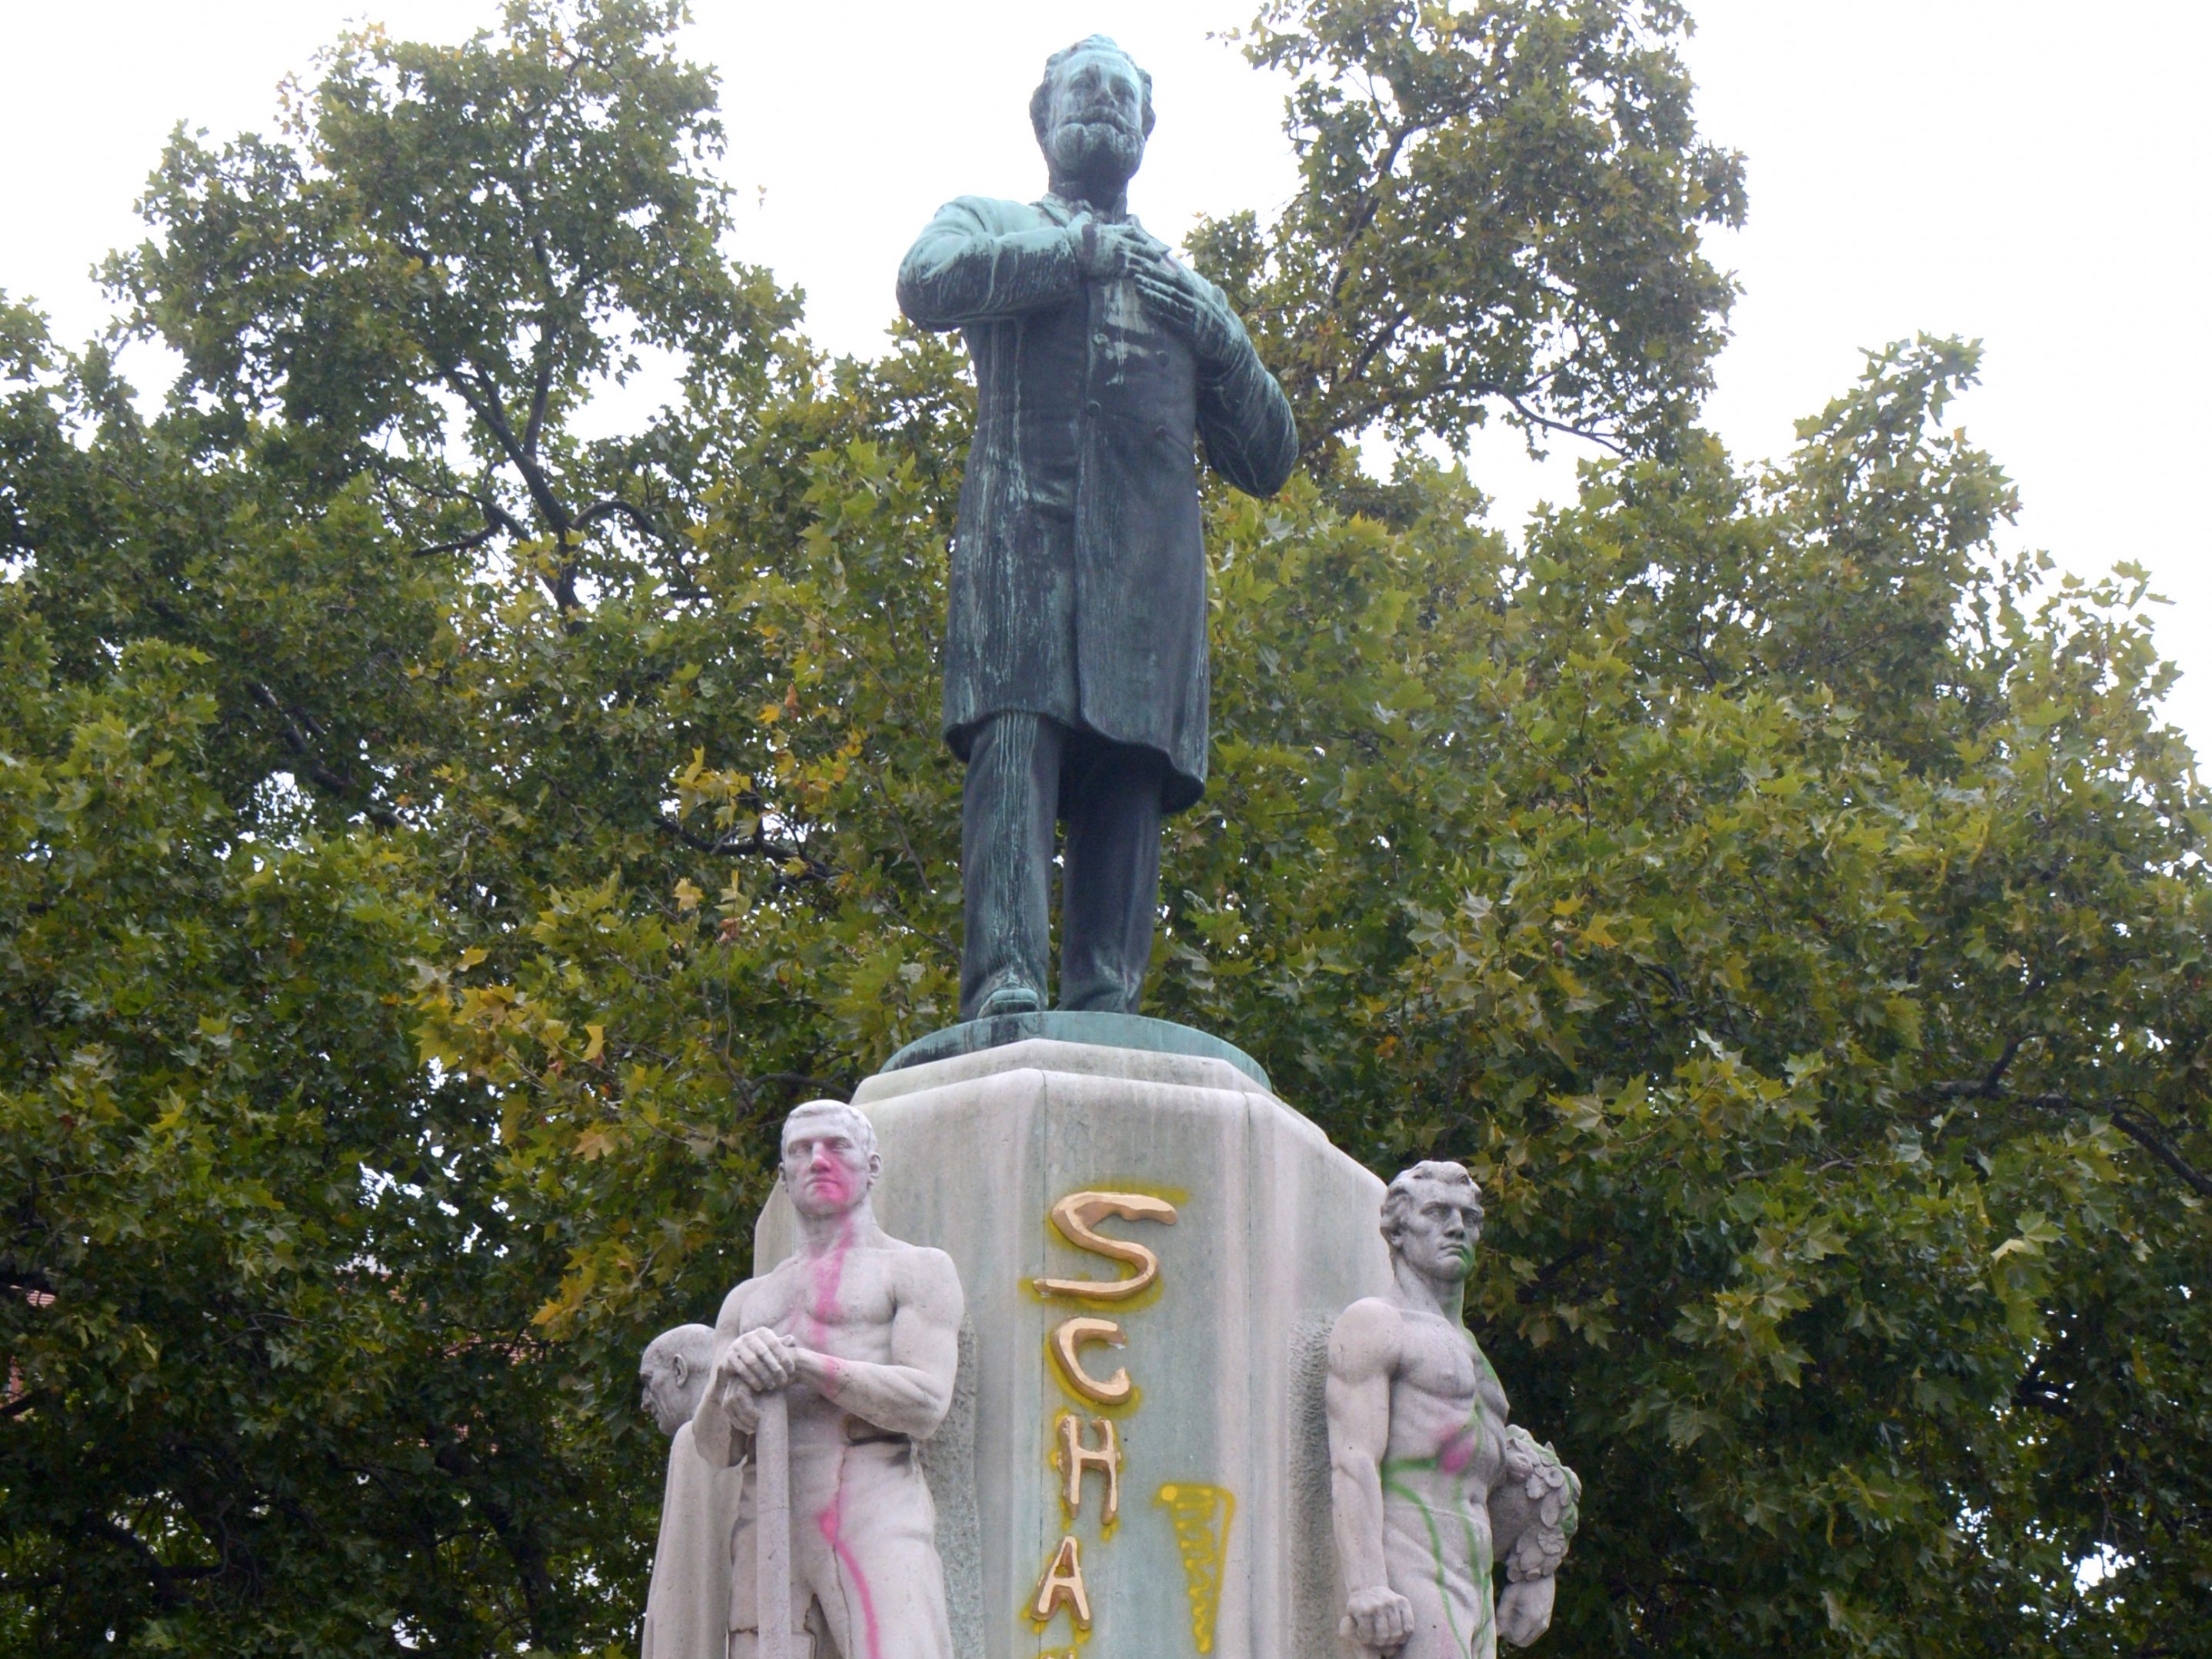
[641,1321,715,1375]
[1380,1160,1483,1241]
[1030,35,1156,147]
[781,1098,878,1162]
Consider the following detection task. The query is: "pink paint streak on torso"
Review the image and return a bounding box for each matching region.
[742,1215,908,1659]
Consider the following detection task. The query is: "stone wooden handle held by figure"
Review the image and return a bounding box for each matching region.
[754,1387,793,1659]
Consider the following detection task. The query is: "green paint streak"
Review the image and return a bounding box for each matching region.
[1381,1466,1475,1656]
[1381,1447,1495,1658]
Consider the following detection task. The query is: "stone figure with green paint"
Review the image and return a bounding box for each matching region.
[897,35,1298,1023]
[1327,1163,1580,1657]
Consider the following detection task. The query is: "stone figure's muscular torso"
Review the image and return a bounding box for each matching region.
[713,1239,956,1449]
[1379,1306,1511,1551]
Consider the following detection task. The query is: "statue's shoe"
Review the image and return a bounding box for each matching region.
[974,982,1044,1018]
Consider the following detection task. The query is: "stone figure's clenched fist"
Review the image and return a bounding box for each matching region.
[1341,1583,1416,1653]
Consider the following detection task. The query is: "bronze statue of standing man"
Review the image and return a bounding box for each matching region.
[898,35,1298,1021]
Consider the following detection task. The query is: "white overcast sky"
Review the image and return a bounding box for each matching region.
[5,1,2208,748]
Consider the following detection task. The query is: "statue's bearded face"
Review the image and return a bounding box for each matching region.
[1387,1178,1485,1285]
[1044,47,1148,190]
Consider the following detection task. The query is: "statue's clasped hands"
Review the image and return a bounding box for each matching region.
[1069,212,1239,368]
[713,1328,803,1434]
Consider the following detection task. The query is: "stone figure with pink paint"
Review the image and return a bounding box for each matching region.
[689,1101,965,1659]
[1327,1162,1580,1658]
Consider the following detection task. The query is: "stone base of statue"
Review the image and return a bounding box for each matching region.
[755,1022,1391,1659]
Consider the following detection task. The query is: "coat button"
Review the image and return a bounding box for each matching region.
[1086,400,1101,418]
[1092,331,1109,347]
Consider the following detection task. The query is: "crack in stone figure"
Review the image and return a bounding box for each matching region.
[897,35,1298,1021]
[691,1101,964,1658]
[1327,1162,1581,1657]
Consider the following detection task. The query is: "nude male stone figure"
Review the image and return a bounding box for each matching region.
[1327,1162,1579,1658]
[691,1101,964,1659]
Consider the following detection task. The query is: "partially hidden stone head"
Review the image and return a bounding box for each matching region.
[1381,1160,1486,1284]
[638,1322,716,1437]
[781,1099,881,1221]
[1030,34,1155,192]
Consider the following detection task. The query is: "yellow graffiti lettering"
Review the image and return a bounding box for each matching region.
[1034,1191,1178,1301]
[1029,1533,1093,1628]
[1156,1483,1235,1654]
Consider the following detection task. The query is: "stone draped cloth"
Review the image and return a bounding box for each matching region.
[897,193,1298,813]
[640,1421,743,1659]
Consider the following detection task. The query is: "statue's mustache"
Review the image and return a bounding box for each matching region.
[1057,115,1139,148]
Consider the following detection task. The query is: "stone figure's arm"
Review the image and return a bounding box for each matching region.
[791,1245,963,1439]
[689,1278,759,1470]
[1328,1298,1415,1653]
[897,197,1085,328]
[1193,290,1299,499]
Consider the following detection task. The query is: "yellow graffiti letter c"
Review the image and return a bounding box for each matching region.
[1048,1315,1132,1405]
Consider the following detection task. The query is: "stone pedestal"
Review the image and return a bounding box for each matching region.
[755,1036,1390,1659]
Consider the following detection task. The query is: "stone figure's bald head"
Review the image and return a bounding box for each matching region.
[781,1098,877,1160]
[1031,35,1154,194]
[781,1099,881,1220]
[638,1322,716,1437]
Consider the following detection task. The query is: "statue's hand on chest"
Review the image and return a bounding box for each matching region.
[1070,212,1234,368]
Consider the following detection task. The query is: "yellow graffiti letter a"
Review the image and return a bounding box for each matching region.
[1029,1534,1093,1629]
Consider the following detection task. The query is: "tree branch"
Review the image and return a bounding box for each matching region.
[430,354,580,609]
[654,814,833,884]
[1927,1073,2212,1203]
[573,496,664,540]
[78,1516,220,1607]
[410,521,505,559]
[246,682,400,828]
[2107,1108,2212,1203]
[410,495,527,558]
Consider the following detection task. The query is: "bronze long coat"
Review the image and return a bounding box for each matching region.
[896,193,1298,812]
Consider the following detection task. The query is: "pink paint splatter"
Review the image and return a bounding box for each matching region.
[797,1217,852,1348]
[1438,1427,1477,1475]
[815,1486,884,1659]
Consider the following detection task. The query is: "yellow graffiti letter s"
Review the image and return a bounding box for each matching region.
[1034,1191,1178,1301]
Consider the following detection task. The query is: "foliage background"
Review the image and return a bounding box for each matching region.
[2,2,2205,1654]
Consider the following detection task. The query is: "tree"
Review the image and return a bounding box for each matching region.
[5,1,2208,1655]
[106,0,795,823]
[1188,0,1746,470]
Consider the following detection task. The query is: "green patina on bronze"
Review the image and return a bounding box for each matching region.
[897,36,1297,1023]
